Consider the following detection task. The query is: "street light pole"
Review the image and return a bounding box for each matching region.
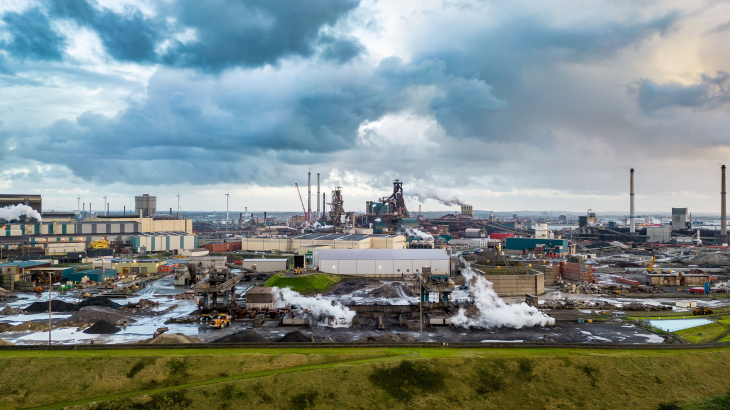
[48,272,52,345]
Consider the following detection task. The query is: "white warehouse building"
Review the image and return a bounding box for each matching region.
[315,249,450,278]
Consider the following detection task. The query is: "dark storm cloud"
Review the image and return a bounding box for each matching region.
[160,0,361,71]
[43,0,362,68]
[318,34,365,64]
[0,8,65,61]
[636,71,730,112]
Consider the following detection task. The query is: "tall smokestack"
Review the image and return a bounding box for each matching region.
[630,168,636,234]
[308,172,312,221]
[317,173,320,221]
[722,165,727,237]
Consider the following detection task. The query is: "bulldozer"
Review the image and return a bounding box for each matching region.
[210,313,231,329]
[293,268,304,275]
[89,239,110,250]
[693,307,713,315]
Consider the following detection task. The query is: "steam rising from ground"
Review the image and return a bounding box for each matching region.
[406,186,466,206]
[451,262,554,329]
[403,227,433,239]
[0,204,42,222]
[275,287,356,326]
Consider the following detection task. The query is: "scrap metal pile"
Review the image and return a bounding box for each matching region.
[559,280,664,295]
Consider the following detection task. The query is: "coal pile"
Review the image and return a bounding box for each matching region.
[83,320,120,334]
[324,278,379,295]
[356,333,416,343]
[276,331,311,343]
[622,303,672,312]
[59,306,133,326]
[368,283,414,298]
[214,330,268,343]
[77,297,121,309]
[0,306,24,315]
[24,300,76,313]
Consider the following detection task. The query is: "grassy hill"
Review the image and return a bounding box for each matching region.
[264,273,342,295]
[3,346,730,409]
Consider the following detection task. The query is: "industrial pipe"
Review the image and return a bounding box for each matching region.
[308,172,312,222]
[317,173,320,221]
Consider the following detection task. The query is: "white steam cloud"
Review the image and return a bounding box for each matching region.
[404,227,433,240]
[313,222,333,230]
[0,204,42,222]
[406,186,467,207]
[451,261,554,328]
[275,287,356,326]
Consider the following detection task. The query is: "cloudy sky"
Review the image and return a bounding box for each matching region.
[1,0,729,214]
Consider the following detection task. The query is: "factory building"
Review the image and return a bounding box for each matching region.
[505,237,571,255]
[63,268,117,283]
[135,194,157,217]
[131,232,197,253]
[0,194,42,214]
[111,259,166,275]
[315,249,450,277]
[240,259,288,272]
[241,233,406,253]
[0,215,194,250]
[647,226,672,243]
[671,208,690,229]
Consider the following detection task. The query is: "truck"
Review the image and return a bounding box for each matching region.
[210,313,231,329]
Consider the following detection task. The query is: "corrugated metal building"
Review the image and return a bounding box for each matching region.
[315,249,450,277]
[63,268,117,283]
[131,232,197,252]
[242,233,406,253]
[505,238,569,255]
[240,259,288,272]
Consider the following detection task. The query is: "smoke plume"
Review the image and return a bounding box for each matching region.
[275,287,356,326]
[403,227,433,240]
[313,222,333,230]
[451,260,554,328]
[405,186,467,207]
[0,204,42,222]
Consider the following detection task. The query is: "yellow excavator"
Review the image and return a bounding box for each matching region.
[646,256,657,273]
[293,268,304,275]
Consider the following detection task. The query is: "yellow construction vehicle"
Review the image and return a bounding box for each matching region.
[646,256,657,273]
[210,313,231,329]
[89,239,110,249]
[693,307,713,315]
[293,268,304,274]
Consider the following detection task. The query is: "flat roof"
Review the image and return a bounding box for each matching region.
[292,233,400,241]
[242,259,288,262]
[133,232,191,237]
[0,260,50,268]
[248,287,274,294]
[317,249,449,260]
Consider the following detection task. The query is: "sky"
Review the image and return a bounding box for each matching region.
[1,0,729,214]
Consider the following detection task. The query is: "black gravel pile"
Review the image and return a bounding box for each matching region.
[83,320,120,334]
[213,330,268,343]
[277,331,311,343]
[77,297,121,309]
[24,300,76,313]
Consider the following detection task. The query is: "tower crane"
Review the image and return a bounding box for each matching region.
[294,183,309,225]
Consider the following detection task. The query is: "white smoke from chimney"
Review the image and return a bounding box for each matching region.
[451,260,554,328]
[0,204,42,222]
[405,186,467,206]
[403,227,433,240]
[275,287,356,326]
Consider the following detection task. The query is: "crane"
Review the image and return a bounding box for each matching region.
[294,183,309,225]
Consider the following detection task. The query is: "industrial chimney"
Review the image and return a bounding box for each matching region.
[722,165,727,238]
[630,168,635,234]
[308,172,312,222]
[317,173,320,221]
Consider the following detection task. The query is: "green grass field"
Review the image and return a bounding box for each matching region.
[264,273,341,295]
[4,347,730,409]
